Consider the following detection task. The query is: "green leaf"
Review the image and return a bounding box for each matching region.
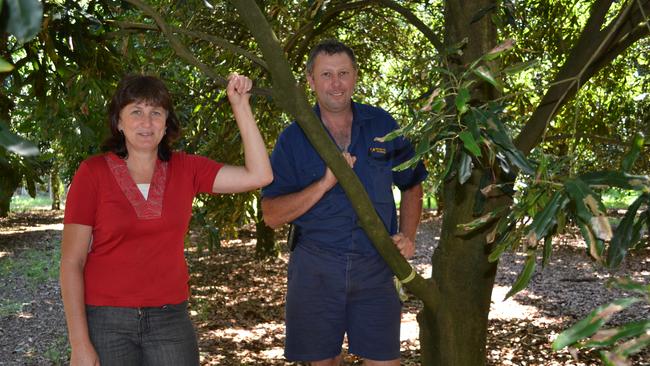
[484,39,515,60]
[503,59,540,75]
[459,130,482,157]
[610,277,650,295]
[621,133,644,172]
[483,116,535,174]
[456,206,505,235]
[607,194,646,267]
[525,190,567,245]
[430,66,456,78]
[0,121,39,156]
[505,252,536,299]
[577,220,605,262]
[583,320,650,348]
[455,87,470,115]
[488,232,513,262]
[0,58,14,72]
[415,137,430,156]
[580,171,650,190]
[542,236,553,267]
[473,66,502,91]
[458,151,472,184]
[552,298,641,350]
[376,126,405,143]
[4,0,44,43]
[504,150,535,175]
[613,330,650,357]
[564,178,605,224]
[393,154,421,172]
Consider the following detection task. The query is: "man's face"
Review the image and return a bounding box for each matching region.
[307,52,357,115]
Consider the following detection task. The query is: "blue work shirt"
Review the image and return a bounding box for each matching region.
[262,101,428,256]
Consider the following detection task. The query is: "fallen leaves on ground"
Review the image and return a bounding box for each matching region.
[0,211,648,365]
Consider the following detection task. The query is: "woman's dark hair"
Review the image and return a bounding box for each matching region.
[101,74,180,161]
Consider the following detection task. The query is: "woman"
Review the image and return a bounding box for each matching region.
[60,74,273,365]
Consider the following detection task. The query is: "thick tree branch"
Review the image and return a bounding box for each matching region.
[514,0,648,155]
[122,0,272,97]
[373,0,445,52]
[105,20,268,70]
[284,1,370,54]
[229,0,440,312]
[286,0,444,67]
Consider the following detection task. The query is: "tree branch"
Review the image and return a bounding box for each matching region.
[514,0,648,155]
[105,20,268,70]
[373,0,444,53]
[230,0,440,312]
[285,0,444,67]
[122,0,272,97]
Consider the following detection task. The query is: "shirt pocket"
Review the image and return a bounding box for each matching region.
[367,155,394,204]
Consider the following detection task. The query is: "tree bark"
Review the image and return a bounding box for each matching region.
[514,0,650,154]
[50,162,61,211]
[418,0,499,364]
[0,34,19,217]
[230,0,439,311]
[255,195,278,258]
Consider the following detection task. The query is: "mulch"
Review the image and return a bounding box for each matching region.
[0,210,649,365]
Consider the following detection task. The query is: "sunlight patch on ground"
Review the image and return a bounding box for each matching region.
[260,347,284,359]
[207,322,284,343]
[400,311,420,342]
[490,286,542,321]
[0,223,63,235]
[0,251,9,258]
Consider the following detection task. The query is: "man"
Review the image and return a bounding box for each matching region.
[261,40,427,366]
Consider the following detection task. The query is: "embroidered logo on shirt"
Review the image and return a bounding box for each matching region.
[369,147,386,154]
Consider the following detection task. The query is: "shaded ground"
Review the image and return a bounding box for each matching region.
[0,210,649,365]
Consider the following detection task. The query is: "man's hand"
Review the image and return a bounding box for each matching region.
[321,152,356,191]
[392,232,415,259]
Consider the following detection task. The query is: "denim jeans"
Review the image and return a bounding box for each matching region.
[86,301,199,366]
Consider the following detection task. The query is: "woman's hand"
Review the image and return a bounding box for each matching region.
[226,73,252,107]
[70,343,100,366]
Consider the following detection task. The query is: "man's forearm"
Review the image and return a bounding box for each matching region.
[399,184,424,242]
[261,178,332,229]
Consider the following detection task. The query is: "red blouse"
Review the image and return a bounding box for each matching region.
[64,152,223,307]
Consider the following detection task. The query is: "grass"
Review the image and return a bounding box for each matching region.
[0,299,23,317]
[10,194,53,212]
[43,336,70,366]
[0,247,60,288]
[601,188,641,209]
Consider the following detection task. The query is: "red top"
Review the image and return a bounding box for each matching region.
[64,152,223,307]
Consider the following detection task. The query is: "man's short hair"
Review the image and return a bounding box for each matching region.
[306,39,357,75]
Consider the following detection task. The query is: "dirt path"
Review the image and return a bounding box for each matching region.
[0,211,648,365]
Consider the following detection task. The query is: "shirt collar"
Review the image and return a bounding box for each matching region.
[313,100,371,128]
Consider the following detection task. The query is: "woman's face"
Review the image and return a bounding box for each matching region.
[118,101,168,154]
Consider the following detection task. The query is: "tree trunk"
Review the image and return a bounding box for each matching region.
[418,1,499,364]
[0,167,20,217]
[0,34,17,217]
[255,196,278,258]
[51,162,61,210]
[420,172,510,365]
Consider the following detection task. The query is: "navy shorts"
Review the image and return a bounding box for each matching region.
[285,244,401,362]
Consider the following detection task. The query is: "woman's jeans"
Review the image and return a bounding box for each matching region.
[86,301,199,366]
